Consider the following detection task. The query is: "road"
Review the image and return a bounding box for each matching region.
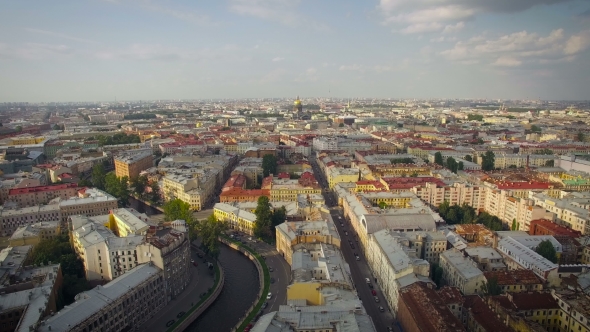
[226,232,291,314]
[139,245,215,331]
[310,154,398,332]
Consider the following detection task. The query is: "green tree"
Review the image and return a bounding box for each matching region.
[262,154,278,177]
[104,173,130,207]
[576,132,585,142]
[483,276,502,296]
[78,179,93,187]
[271,206,287,227]
[481,151,495,171]
[434,152,444,166]
[538,148,554,155]
[163,198,193,223]
[464,155,473,162]
[338,123,344,127]
[430,263,444,288]
[91,164,106,190]
[439,201,450,216]
[148,181,161,204]
[254,196,273,240]
[15,126,22,132]
[530,125,542,133]
[52,124,62,130]
[131,175,148,197]
[378,201,388,209]
[458,161,464,171]
[511,219,518,231]
[467,114,484,121]
[545,160,554,167]
[198,215,227,258]
[535,240,558,263]
[446,157,458,173]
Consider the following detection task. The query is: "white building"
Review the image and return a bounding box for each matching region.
[439,249,486,295]
[496,236,559,286]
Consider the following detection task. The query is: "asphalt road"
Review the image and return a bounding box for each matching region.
[310,155,398,332]
[226,233,291,315]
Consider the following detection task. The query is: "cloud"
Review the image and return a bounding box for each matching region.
[564,30,590,55]
[493,56,522,67]
[256,68,288,83]
[272,57,284,62]
[0,42,74,60]
[295,67,319,82]
[440,28,586,67]
[25,28,98,44]
[339,63,402,73]
[442,22,465,34]
[103,0,213,25]
[229,0,329,30]
[378,0,572,34]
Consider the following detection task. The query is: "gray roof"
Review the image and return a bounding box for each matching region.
[361,214,436,234]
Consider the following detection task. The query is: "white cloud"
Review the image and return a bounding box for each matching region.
[272,57,284,62]
[228,0,329,30]
[25,28,98,44]
[564,30,590,55]
[400,22,442,34]
[493,56,522,67]
[442,22,465,34]
[295,67,319,82]
[0,42,73,60]
[440,28,583,66]
[103,0,213,25]
[377,0,572,34]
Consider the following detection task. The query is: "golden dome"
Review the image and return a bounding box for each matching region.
[294,96,301,105]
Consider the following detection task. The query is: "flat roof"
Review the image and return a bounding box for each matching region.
[440,249,484,280]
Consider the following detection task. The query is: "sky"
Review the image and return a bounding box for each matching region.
[1,0,590,102]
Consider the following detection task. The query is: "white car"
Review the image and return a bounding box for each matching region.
[365,278,371,283]
[267,292,272,300]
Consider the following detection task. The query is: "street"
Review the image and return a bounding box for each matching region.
[226,232,291,314]
[310,155,398,332]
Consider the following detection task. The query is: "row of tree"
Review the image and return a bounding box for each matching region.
[262,154,278,177]
[438,201,503,231]
[390,157,415,164]
[433,153,464,174]
[95,133,141,146]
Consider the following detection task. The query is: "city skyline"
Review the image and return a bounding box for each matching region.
[1,0,590,102]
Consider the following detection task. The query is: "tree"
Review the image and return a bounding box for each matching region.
[530,125,542,133]
[535,240,558,263]
[464,155,473,162]
[78,179,93,187]
[538,148,554,155]
[131,175,148,197]
[446,157,458,173]
[481,150,495,171]
[104,173,130,207]
[434,152,444,166]
[15,126,22,132]
[149,181,161,204]
[338,123,344,127]
[390,158,415,164]
[91,164,106,190]
[262,154,278,177]
[378,201,388,209]
[163,198,193,223]
[476,138,485,145]
[458,161,464,171]
[439,201,450,216]
[576,132,585,142]
[254,196,273,240]
[508,165,517,169]
[511,219,518,231]
[545,160,554,167]
[467,114,484,121]
[431,263,444,288]
[271,206,287,227]
[52,124,62,130]
[198,215,227,258]
[483,276,502,296]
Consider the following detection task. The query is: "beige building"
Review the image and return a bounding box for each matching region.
[8,221,61,247]
[213,203,257,235]
[276,220,341,265]
[0,204,61,237]
[439,249,486,295]
[162,171,216,211]
[114,150,153,179]
[7,183,80,208]
[59,188,119,223]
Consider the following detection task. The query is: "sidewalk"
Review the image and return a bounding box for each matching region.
[138,246,215,331]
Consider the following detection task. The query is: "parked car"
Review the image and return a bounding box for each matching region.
[270,277,275,284]
[365,278,371,283]
[344,231,348,236]
[379,306,385,312]
[350,243,355,249]
[374,296,380,303]
[355,256,360,261]
[371,289,377,296]
[262,302,268,309]
[267,292,272,300]
[387,327,394,331]
[269,267,274,272]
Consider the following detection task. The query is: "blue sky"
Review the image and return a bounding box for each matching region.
[1,0,589,102]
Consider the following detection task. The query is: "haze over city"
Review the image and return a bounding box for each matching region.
[1,0,590,102]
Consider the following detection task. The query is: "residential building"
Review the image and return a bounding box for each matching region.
[529,218,582,238]
[530,191,590,235]
[463,247,506,272]
[8,221,61,247]
[214,203,257,235]
[487,292,561,332]
[496,236,559,286]
[275,220,341,265]
[483,269,543,293]
[253,307,377,332]
[58,188,119,223]
[397,282,466,332]
[439,249,486,295]
[551,289,590,332]
[462,295,514,332]
[114,150,153,179]
[268,172,321,201]
[7,183,80,208]
[0,205,61,237]
[397,231,448,264]
[366,229,431,316]
[38,263,166,332]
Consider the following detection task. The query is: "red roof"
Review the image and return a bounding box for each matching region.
[494,181,551,190]
[381,177,446,189]
[529,219,582,238]
[9,183,79,195]
[277,172,290,179]
[220,188,270,197]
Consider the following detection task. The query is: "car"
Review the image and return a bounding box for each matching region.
[356,256,360,261]
[177,311,185,318]
[387,327,394,332]
[374,296,380,303]
[371,289,377,296]
[368,283,373,289]
[340,223,344,226]
[365,278,371,283]
[350,243,355,249]
[269,267,274,272]
[191,259,194,263]
[270,277,275,284]
[197,253,203,258]
[267,292,272,300]
[193,261,198,267]
[262,302,268,309]
[344,231,348,236]
[379,306,385,312]
[166,320,175,327]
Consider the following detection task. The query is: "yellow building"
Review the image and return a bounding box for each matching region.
[213,203,256,235]
[114,150,154,179]
[275,220,341,265]
[8,135,46,145]
[103,208,150,237]
[8,221,61,247]
[326,167,360,189]
[286,282,323,305]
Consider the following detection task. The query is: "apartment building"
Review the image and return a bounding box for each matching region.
[397,231,448,264]
[0,205,61,236]
[7,183,80,207]
[366,229,431,317]
[551,289,590,332]
[38,263,166,332]
[326,167,360,189]
[268,173,321,201]
[478,153,555,169]
[496,236,559,286]
[439,249,486,295]
[531,191,590,235]
[482,269,543,293]
[214,203,257,235]
[8,221,61,247]
[87,112,124,122]
[114,150,153,179]
[275,220,341,265]
[162,172,215,211]
[487,292,561,332]
[59,188,119,222]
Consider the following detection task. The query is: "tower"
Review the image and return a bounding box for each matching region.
[293,96,303,119]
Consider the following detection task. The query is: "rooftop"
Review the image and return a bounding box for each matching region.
[440,249,484,280]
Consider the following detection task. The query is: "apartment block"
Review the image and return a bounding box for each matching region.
[276,220,341,265]
[530,191,590,235]
[0,205,61,237]
[397,231,448,264]
[483,269,543,293]
[7,183,80,208]
[439,249,486,295]
[214,203,257,235]
[114,150,153,179]
[496,236,559,286]
[38,263,166,332]
[8,221,61,247]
